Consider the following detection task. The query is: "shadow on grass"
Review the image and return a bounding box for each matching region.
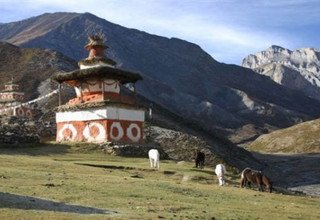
[74,163,153,172]
[190,168,215,175]
[0,192,116,215]
[0,143,71,156]
[75,163,177,176]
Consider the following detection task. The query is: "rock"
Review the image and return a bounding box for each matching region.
[243,46,320,101]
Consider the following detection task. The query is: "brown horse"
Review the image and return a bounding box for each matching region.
[240,168,273,193]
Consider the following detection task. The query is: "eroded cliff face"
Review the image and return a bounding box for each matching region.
[243,45,320,101]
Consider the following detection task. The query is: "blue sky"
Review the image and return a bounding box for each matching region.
[0,0,319,64]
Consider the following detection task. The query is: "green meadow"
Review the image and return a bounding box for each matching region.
[0,143,319,219]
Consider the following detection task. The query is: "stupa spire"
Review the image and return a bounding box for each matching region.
[78,35,116,69]
[85,35,108,59]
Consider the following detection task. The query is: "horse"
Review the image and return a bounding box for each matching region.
[148,149,160,169]
[215,164,226,186]
[240,168,272,193]
[195,150,205,169]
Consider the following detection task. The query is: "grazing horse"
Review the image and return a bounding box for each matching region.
[215,164,226,186]
[148,149,160,169]
[240,168,273,193]
[195,150,205,169]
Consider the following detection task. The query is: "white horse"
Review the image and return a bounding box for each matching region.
[148,149,160,169]
[215,164,226,186]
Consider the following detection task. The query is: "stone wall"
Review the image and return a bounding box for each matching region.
[0,116,40,144]
[100,142,168,159]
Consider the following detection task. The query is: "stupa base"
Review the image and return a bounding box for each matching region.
[56,107,144,143]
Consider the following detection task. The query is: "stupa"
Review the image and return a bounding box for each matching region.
[53,35,145,143]
[0,79,34,118]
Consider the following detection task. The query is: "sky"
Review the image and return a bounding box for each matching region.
[0,0,320,64]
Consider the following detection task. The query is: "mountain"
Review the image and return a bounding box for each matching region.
[0,42,264,171]
[0,13,79,45]
[242,45,320,101]
[1,13,320,144]
[249,118,320,153]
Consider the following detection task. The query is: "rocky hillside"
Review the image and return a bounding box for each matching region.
[249,118,320,153]
[1,13,320,144]
[242,45,320,101]
[0,42,77,122]
[0,42,76,101]
[138,94,264,170]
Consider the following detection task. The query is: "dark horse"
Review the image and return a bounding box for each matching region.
[240,168,273,193]
[194,150,205,169]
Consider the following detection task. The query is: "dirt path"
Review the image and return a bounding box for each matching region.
[253,153,320,196]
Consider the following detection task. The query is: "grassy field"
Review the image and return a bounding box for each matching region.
[0,143,319,219]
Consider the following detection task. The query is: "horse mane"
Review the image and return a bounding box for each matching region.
[249,168,261,173]
[241,167,251,179]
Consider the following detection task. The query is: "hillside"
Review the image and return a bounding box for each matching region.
[242,45,320,101]
[249,118,320,153]
[137,94,263,170]
[1,13,320,144]
[0,42,76,101]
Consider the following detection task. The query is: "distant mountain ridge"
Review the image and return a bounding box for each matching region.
[1,12,320,144]
[242,45,320,101]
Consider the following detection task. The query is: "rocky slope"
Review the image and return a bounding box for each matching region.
[137,95,264,170]
[1,13,320,144]
[0,42,76,101]
[0,42,77,122]
[242,45,320,101]
[249,118,320,153]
